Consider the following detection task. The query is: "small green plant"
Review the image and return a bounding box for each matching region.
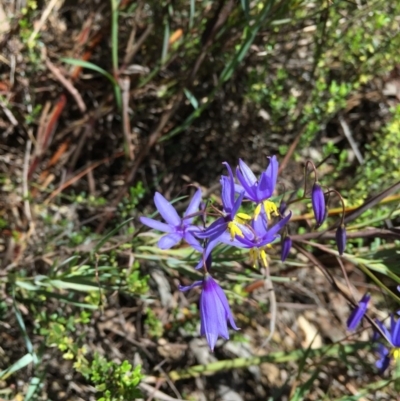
[80,354,143,401]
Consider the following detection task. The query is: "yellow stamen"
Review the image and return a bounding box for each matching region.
[263,200,279,220]
[228,221,244,240]
[235,212,252,224]
[248,247,270,268]
[392,348,400,360]
[249,248,258,267]
[260,249,268,267]
[254,203,262,220]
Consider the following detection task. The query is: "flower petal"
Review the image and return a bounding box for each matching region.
[376,319,392,345]
[179,280,203,292]
[154,192,181,226]
[265,156,278,190]
[220,176,234,213]
[200,276,228,350]
[196,218,227,240]
[267,211,292,237]
[375,344,391,373]
[346,293,370,331]
[212,280,239,331]
[255,171,273,201]
[183,231,203,252]
[140,217,172,233]
[257,212,292,247]
[184,188,202,223]
[231,190,244,217]
[236,168,256,202]
[238,159,257,187]
[391,314,400,347]
[158,233,182,249]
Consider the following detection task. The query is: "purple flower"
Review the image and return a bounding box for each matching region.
[212,212,292,268]
[311,183,326,227]
[347,293,370,331]
[180,274,239,351]
[140,189,202,251]
[281,236,292,262]
[236,156,279,219]
[374,313,400,373]
[234,212,292,250]
[196,163,246,252]
[376,313,400,348]
[375,343,391,374]
[335,225,346,255]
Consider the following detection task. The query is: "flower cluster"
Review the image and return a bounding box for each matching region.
[140,156,346,350]
[346,292,400,374]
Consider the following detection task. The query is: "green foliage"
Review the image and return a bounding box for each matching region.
[80,355,143,401]
[125,261,149,295]
[144,306,164,338]
[351,104,400,200]
[118,182,145,219]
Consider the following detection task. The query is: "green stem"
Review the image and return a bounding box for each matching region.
[167,342,370,381]
[111,0,119,78]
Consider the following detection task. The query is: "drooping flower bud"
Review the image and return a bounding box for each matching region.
[279,201,287,215]
[335,225,346,255]
[281,236,292,262]
[346,293,370,331]
[311,183,326,227]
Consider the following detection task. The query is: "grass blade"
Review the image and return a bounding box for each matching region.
[61,58,121,110]
[0,354,34,380]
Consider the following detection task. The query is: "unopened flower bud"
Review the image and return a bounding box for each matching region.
[281,236,292,262]
[335,225,346,255]
[347,293,370,331]
[311,183,326,227]
[279,201,287,215]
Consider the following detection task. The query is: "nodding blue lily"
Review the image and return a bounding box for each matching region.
[179,273,239,351]
[236,156,279,220]
[346,293,370,331]
[140,189,203,251]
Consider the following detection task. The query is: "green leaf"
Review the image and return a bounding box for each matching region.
[0,353,34,380]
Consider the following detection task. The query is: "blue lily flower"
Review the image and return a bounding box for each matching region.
[375,343,391,374]
[140,189,202,251]
[346,293,370,331]
[374,313,400,373]
[179,273,239,351]
[236,156,279,219]
[232,211,292,266]
[376,313,400,349]
[196,162,246,243]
